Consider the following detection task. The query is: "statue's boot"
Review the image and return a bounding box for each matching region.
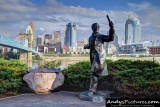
[89,75,98,96]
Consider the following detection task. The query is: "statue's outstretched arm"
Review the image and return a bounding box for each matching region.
[108,27,115,41]
[100,28,115,43]
[101,15,115,42]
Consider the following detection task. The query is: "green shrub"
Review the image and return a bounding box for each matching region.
[0,59,27,97]
[62,61,91,91]
[61,59,160,97]
[107,59,159,72]
[58,53,70,57]
[61,61,116,91]
[32,54,42,60]
[108,59,160,97]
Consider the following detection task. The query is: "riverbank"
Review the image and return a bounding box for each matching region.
[42,56,160,63]
[32,56,160,69]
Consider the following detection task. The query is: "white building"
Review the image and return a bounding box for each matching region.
[119,43,147,54]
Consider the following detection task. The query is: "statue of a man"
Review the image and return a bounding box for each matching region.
[84,16,115,96]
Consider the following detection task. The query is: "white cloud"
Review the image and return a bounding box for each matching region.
[0,0,159,44]
[128,2,151,11]
[39,27,44,31]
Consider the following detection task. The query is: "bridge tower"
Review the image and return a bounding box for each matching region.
[26,22,34,68]
[19,21,34,68]
[27,32,32,68]
[19,32,28,64]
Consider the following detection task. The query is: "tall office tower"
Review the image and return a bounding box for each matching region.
[37,35,44,46]
[125,15,141,44]
[45,34,53,40]
[64,23,77,47]
[54,31,61,42]
[44,34,53,46]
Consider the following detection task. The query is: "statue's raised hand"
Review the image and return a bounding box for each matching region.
[109,21,114,29]
[106,15,114,29]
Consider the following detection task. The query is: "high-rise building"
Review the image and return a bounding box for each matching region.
[64,23,77,47]
[16,31,28,47]
[125,15,141,44]
[48,40,62,54]
[54,31,61,42]
[44,34,53,46]
[45,34,53,40]
[37,35,44,46]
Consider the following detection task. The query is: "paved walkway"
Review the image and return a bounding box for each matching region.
[0,91,105,107]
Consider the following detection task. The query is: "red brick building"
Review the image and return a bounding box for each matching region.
[63,45,69,53]
[148,46,160,54]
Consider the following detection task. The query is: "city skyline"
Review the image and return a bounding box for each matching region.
[0,0,160,44]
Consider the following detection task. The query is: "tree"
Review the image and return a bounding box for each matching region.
[0,49,2,55]
[81,52,84,55]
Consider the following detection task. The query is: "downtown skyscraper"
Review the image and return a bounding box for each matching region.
[125,16,141,44]
[64,23,77,48]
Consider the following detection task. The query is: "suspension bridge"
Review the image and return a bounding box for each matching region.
[0,35,38,68]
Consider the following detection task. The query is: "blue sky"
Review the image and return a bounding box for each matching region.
[59,0,160,10]
[0,0,160,44]
[31,0,160,11]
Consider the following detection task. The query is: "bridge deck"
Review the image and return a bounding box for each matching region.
[0,36,37,53]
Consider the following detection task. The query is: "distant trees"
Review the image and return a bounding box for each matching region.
[0,50,19,59]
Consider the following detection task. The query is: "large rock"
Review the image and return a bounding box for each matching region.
[23,68,64,93]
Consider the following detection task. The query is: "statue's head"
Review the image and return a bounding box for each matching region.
[91,23,100,33]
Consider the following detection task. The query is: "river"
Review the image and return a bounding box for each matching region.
[32,57,90,70]
[32,56,160,69]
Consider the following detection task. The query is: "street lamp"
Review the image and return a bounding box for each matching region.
[151,41,154,62]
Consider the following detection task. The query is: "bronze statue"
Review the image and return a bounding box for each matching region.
[84,15,115,96]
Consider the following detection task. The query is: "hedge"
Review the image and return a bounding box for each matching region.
[14,58,159,98]
[61,59,160,98]
[0,59,27,97]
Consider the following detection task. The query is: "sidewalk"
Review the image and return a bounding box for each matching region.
[0,91,105,107]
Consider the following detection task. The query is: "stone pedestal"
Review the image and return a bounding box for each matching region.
[23,68,64,93]
[79,91,114,102]
[79,91,103,102]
